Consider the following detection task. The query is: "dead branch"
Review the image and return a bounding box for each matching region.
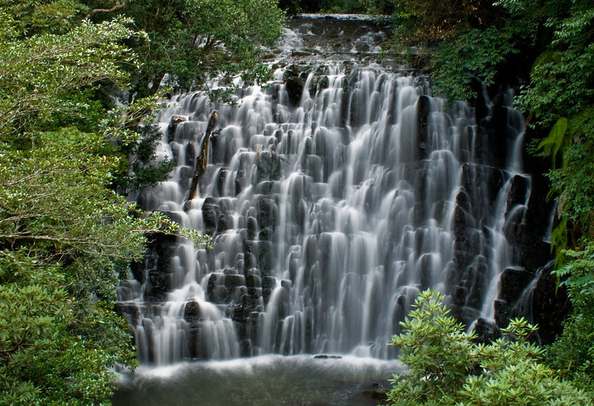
[85,1,126,19]
[184,111,218,209]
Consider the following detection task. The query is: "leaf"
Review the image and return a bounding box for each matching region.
[538,117,569,168]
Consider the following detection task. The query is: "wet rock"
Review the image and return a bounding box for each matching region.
[499,267,532,304]
[418,253,433,289]
[484,105,509,167]
[115,302,142,326]
[215,167,228,197]
[257,196,278,230]
[202,197,221,235]
[240,339,253,357]
[179,165,194,189]
[450,285,468,306]
[184,301,201,326]
[146,269,170,302]
[141,319,157,363]
[486,168,504,206]
[167,115,186,143]
[185,142,196,167]
[506,174,530,212]
[494,298,512,327]
[473,318,502,344]
[262,276,277,304]
[245,271,262,288]
[188,326,201,359]
[313,354,342,359]
[417,95,430,159]
[247,216,258,240]
[137,235,177,293]
[223,268,237,275]
[258,227,273,242]
[169,142,181,162]
[207,273,224,300]
[235,169,246,195]
[283,68,304,106]
[225,274,246,289]
[129,259,147,284]
[529,262,572,345]
[258,241,274,271]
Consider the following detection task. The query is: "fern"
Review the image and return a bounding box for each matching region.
[538,117,570,169]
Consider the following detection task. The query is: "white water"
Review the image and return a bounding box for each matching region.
[118,16,530,366]
[114,355,403,406]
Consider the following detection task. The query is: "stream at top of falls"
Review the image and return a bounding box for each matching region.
[114,14,534,405]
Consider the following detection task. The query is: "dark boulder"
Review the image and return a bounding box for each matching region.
[499,267,532,304]
[529,262,572,345]
[184,301,201,326]
[283,68,305,107]
[416,95,431,159]
[167,115,186,143]
[202,197,221,235]
[473,318,502,344]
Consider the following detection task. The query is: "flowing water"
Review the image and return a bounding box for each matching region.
[115,15,532,404]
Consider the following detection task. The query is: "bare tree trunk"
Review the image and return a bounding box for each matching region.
[85,1,126,19]
[185,111,218,209]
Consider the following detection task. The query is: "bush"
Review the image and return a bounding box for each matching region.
[385,289,593,406]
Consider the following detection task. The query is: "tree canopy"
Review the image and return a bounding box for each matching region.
[368,0,594,392]
[0,0,283,403]
[83,0,286,97]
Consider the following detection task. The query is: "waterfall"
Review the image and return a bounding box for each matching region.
[117,16,531,366]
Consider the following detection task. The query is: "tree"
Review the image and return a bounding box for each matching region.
[83,0,285,97]
[0,0,80,37]
[385,290,593,406]
[367,0,529,101]
[0,12,198,404]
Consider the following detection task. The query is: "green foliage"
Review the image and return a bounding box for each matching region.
[0,0,81,37]
[115,122,176,192]
[388,0,503,43]
[546,241,594,388]
[554,241,594,309]
[371,0,594,393]
[0,16,138,137]
[545,295,594,390]
[0,251,133,405]
[385,290,593,406]
[319,0,366,13]
[369,0,514,103]
[537,117,569,169]
[431,25,517,102]
[97,0,286,96]
[515,2,594,128]
[0,8,206,404]
[516,0,594,391]
[387,290,475,404]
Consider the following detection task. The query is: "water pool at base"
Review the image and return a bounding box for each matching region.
[113,355,402,406]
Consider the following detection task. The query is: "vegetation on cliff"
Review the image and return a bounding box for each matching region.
[366,0,594,396]
[0,0,283,403]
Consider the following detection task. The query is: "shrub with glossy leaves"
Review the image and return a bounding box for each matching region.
[385,289,593,406]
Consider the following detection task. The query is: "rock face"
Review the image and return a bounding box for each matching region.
[129,233,178,303]
[117,16,558,364]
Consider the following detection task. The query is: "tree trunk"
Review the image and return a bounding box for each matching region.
[185,111,218,208]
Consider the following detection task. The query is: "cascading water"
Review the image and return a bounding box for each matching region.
[117,16,532,369]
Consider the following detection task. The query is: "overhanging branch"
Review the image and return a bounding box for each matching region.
[85,1,127,19]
